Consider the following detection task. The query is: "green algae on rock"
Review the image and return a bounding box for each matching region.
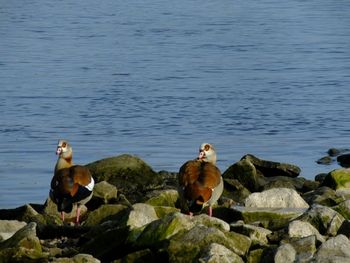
[86,154,163,203]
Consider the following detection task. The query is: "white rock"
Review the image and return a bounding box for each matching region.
[0,220,27,241]
[244,188,309,208]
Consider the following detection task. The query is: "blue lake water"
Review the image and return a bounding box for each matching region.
[1,0,350,208]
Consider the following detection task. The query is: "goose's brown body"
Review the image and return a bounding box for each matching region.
[178,143,223,216]
[50,140,94,224]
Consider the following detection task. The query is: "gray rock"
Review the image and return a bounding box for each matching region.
[288,220,326,243]
[299,205,345,236]
[86,154,163,203]
[230,221,272,246]
[92,181,118,203]
[245,188,309,208]
[314,234,350,263]
[274,243,296,263]
[127,203,159,230]
[198,243,244,263]
[287,235,317,262]
[0,220,26,241]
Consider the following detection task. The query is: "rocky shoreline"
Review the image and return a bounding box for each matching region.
[2,151,350,262]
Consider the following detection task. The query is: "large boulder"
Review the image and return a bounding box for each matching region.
[244,188,309,208]
[86,154,163,203]
[241,154,301,178]
[323,168,350,190]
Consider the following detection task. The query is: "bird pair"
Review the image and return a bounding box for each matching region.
[50,140,223,224]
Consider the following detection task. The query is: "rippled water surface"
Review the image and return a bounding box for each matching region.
[1,0,350,208]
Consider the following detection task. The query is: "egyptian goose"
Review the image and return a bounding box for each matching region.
[178,143,223,217]
[49,140,94,224]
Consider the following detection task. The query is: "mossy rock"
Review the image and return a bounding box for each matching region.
[298,205,345,236]
[222,159,263,192]
[86,154,163,203]
[232,206,307,230]
[84,204,128,226]
[0,222,47,263]
[242,154,301,178]
[323,168,350,190]
[144,189,179,207]
[302,186,344,207]
[167,225,250,262]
